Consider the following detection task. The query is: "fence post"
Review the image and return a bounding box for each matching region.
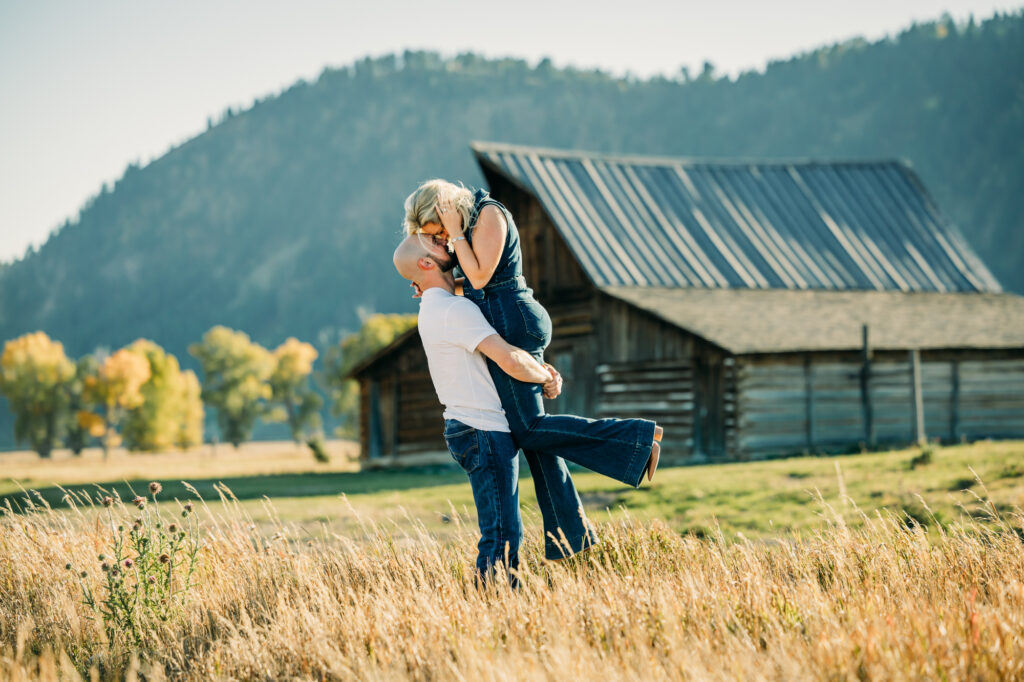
[860,324,875,448]
[910,349,925,445]
[804,354,814,453]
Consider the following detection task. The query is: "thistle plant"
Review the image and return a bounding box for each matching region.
[71,482,202,651]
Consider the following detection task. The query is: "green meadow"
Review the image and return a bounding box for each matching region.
[3,439,1021,541]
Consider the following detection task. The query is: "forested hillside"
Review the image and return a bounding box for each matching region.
[1,12,1021,447]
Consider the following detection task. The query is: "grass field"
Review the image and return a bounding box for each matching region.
[2,440,1023,680]
[3,439,1023,540]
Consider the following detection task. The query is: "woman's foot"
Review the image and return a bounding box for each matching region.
[646,440,661,482]
[654,425,664,443]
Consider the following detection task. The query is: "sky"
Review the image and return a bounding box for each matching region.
[0,0,1018,263]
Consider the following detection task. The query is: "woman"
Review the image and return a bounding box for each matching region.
[403,179,662,560]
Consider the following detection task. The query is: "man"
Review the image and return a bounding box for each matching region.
[393,233,561,584]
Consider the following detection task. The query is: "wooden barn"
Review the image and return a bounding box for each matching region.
[351,143,1024,464]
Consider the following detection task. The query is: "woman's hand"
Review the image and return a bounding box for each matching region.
[435,197,464,239]
[542,364,563,399]
[410,281,423,298]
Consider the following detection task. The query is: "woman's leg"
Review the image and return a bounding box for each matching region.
[520,448,599,560]
[482,290,657,487]
[491,364,656,488]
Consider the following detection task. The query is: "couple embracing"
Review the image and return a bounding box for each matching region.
[393,179,663,585]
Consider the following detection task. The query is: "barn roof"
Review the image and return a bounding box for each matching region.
[601,287,1024,354]
[472,142,1001,294]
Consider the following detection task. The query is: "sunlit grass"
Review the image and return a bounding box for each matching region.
[2,478,1023,680]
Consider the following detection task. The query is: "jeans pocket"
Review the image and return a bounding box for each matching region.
[515,298,552,344]
[445,427,481,474]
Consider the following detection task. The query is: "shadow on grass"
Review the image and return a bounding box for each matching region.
[0,466,469,513]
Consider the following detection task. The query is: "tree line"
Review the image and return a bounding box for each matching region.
[0,313,415,459]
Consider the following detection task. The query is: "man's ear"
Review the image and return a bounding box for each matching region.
[417,257,436,272]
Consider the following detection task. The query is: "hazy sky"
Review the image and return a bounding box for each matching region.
[0,0,1017,263]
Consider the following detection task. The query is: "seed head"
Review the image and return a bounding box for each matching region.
[168,524,178,534]
[65,563,73,571]
[147,576,157,585]
[148,482,162,495]
[132,522,142,533]
[102,496,114,508]
[159,554,170,564]
[123,558,134,569]
[79,571,88,578]
[117,525,125,532]
[132,496,146,509]
[98,554,106,561]
[110,567,121,578]
[101,562,111,573]
[183,502,194,513]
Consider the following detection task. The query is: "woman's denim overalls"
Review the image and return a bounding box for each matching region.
[459,189,656,559]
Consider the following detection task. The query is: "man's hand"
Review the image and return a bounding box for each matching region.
[542,363,562,399]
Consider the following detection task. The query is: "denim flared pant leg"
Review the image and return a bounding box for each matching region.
[444,420,523,585]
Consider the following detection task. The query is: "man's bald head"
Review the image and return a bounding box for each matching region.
[393,234,434,281]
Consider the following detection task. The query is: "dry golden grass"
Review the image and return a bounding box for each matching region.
[2,484,1024,681]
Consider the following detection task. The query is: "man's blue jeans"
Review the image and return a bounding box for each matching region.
[444,419,522,586]
[464,283,657,561]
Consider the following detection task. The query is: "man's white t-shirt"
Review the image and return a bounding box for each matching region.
[417,287,510,433]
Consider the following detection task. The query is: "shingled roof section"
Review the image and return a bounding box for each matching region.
[601,287,1024,354]
[473,142,1001,294]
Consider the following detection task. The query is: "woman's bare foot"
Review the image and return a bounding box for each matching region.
[646,441,661,482]
[654,425,664,443]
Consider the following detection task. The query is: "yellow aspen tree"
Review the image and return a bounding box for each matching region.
[269,337,322,444]
[176,369,204,448]
[82,348,151,459]
[0,332,76,458]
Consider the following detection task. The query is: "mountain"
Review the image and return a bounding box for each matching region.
[1,11,1022,448]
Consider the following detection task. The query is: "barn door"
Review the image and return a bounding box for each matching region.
[694,357,725,458]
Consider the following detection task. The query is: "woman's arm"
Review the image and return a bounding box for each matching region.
[438,201,507,290]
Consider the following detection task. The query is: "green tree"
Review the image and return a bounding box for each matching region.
[189,326,273,447]
[323,314,416,438]
[0,332,76,458]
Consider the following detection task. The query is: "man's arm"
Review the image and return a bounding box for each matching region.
[476,334,550,384]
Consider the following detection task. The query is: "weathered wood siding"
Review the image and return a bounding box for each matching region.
[357,334,445,460]
[958,359,1024,438]
[595,360,695,458]
[586,294,732,462]
[735,354,1024,458]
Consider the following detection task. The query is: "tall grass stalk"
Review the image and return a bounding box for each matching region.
[2,486,1023,680]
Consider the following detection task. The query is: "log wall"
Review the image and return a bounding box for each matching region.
[358,334,446,460]
[735,353,1024,459]
[595,360,696,458]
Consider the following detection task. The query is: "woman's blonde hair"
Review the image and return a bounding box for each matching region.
[402,179,475,236]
